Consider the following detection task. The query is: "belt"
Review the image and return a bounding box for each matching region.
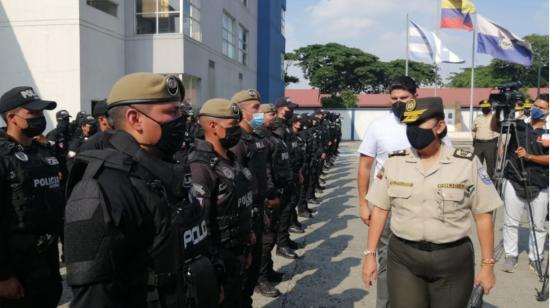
[395,236,469,252]
[474,138,498,143]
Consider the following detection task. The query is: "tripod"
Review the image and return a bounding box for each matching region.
[491,114,546,287]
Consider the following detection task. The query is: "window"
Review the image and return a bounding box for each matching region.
[222,13,236,59]
[281,7,285,36]
[136,0,181,34]
[238,25,248,65]
[87,0,118,17]
[184,0,201,41]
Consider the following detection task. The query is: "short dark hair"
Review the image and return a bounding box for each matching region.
[537,94,549,104]
[107,105,130,128]
[389,76,418,95]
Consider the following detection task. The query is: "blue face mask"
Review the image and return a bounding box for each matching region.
[530,107,546,120]
[249,112,264,129]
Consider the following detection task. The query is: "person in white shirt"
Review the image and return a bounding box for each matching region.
[356,76,418,308]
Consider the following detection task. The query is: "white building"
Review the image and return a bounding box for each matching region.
[0,0,258,127]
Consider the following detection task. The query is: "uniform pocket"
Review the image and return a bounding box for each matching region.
[387,185,413,199]
[438,188,468,221]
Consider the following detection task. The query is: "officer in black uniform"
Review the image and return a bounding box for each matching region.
[64,73,219,308]
[46,109,72,182]
[288,115,307,232]
[77,100,113,152]
[253,104,285,297]
[272,98,300,259]
[189,98,254,308]
[229,89,272,307]
[0,86,63,308]
[67,115,97,158]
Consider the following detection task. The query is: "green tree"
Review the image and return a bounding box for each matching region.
[449,34,548,88]
[292,43,382,95]
[284,52,300,87]
[380,59,440,90]
[340,89,358,108]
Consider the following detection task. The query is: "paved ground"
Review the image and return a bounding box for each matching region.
[58,141,548,307]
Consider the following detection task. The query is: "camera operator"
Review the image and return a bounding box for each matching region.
[491,94,549,273]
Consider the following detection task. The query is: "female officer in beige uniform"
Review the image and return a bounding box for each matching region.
[362,97,502,308]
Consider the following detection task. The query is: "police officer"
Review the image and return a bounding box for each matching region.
[472,99,499,179]
[64,73,218,308]
[189,98,254,308]
[77,100,114,152]
[255,103,288,297]
[362,97,501,308]
[0,86,63,308]
[46,109,72,155]
[228,89,271,307]
[67,115,97,158]
[288,115,307,233]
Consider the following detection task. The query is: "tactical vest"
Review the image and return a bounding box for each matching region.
[65,132,214,306]
[268,135,292,188]
[188,147,253,251]
[0,138,63,235]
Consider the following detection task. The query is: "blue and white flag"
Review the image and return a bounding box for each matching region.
[409,19,464,64]
[476,14,532,66]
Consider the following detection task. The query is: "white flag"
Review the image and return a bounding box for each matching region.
[409,19,464,64]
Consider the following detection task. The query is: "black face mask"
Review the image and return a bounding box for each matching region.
[22,115,46,138]
[392,101,407,120]
[524,110,531,117]
[88,124,98,136]
[136,109,187,155]
[481,108,491,115]
[406,125,437,150]
[58,119,69,132]
[284,110,294,121]
[219,125,242,149]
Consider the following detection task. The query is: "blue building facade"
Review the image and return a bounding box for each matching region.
[257,0,286,103]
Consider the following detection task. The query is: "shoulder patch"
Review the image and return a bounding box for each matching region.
[453,149,474,160]
[389,150,407,157]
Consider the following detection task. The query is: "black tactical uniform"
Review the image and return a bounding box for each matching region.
[189,138,254,308]
[0,137,64,308]
[288,119,307,227]
[230,126,270,306]
[258,120,294,278]
[64,73,219,308]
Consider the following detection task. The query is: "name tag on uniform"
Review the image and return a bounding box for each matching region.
[437,183,465,189]
[389,181,413,187]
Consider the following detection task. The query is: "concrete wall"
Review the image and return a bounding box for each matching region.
[80,0,126,112]
[296,108,482,141]
[0,0,81,129]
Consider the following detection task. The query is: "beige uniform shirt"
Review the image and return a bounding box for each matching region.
[473,114,499,140]
[366,145,502,244]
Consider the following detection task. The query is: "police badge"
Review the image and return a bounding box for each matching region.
[166,76,179,97]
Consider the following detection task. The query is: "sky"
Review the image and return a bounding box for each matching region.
[284,0,549,88]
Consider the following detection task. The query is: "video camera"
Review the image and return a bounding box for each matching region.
[489,81,525,120]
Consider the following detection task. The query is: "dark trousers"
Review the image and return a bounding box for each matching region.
[259,228,277,281]
[276,186,293,247]
[221,251,244,308]
[241,216,264,307]
[387,236,474,308]
[473,138,498,179]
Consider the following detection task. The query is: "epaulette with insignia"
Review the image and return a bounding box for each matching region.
[389,150,407,157]
[453,149,474,160]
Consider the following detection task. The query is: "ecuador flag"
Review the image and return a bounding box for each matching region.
[440,0,476,31]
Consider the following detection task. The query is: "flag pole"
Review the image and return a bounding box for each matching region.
[406,13,409,76]
[469,27,476,130]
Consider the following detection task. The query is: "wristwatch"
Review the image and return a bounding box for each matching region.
[363,250,377,257]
